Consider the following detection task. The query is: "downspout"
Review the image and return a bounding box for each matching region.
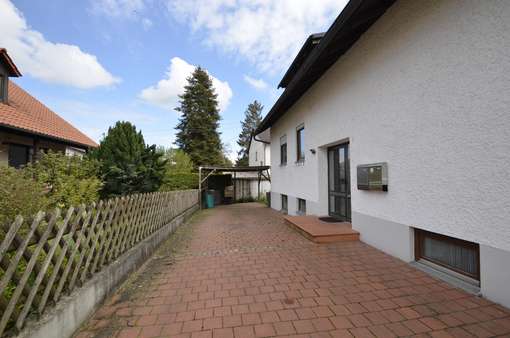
[253,132,270,145]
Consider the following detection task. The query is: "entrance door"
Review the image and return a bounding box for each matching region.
[328,143,351,221]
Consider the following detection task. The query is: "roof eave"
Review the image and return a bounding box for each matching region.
[0,49,22,77]
[0,123,97,149]
[257,0,396,135]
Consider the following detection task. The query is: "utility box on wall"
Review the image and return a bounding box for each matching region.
[357,162,388,191]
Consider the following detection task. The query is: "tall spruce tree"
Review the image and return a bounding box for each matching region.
[92,121,166,197]
[236,100,263,166]
[175,67,224,166]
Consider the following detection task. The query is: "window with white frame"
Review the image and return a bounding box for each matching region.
[296,124,305,162]
[280,135,287,165]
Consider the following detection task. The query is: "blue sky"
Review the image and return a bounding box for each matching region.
[1,0,347,160]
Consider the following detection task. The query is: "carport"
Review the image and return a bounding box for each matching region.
[198,165,270,209]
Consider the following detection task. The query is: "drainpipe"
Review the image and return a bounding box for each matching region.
[253,132,270,145]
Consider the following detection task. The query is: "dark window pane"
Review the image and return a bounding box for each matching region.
[8,144,30,168]
[280,143,287,165]
[298,198,306,214]
[416,230,479,280]
[281,194,288,212]
[297,127,305,161]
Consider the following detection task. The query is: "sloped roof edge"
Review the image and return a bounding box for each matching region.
[256,0,396,135]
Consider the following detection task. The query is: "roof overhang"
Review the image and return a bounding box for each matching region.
[256,0,396,135]
[278,33,325,88]
[0,124,97,149]
[0,49,22,77]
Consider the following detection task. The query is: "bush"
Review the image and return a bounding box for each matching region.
[92,121,166,197]
[25,151,102,209]
[0,151,102,227]
[0,166,48,226]
[159,148,199,191]
[160,172,198,191]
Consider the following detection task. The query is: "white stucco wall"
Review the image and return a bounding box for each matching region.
[270,0,510,253]
[249,137,270,167]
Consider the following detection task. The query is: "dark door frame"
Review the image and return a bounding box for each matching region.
[327,142,351,222]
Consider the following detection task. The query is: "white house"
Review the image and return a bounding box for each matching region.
[232,134,271,200]
[255,0,510,308]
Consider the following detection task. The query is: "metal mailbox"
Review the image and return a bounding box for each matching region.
[357,162,388,191]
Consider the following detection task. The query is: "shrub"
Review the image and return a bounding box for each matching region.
[160,172,199,191]
[159,148,199,191]
[91,121,166,197]
[25,151,102,209]
[0,166,47,226]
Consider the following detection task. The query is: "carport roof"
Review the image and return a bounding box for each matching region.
[199,165,270,172]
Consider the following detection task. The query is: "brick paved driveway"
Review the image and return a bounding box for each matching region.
[77,203,510,338]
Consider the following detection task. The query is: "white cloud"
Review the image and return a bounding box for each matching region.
[90,0,145,18]
[139,57,233,112]
[91,0,154,30]
[0,0,119,88]
[167,0,348,74]
[141,18,153,30]
[243,75,268,91]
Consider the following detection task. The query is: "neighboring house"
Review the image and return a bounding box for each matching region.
[256,1,510,308]
[232,134,271,200]
[0,49,97,167]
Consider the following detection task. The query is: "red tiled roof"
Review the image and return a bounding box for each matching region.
[0,81,98,148]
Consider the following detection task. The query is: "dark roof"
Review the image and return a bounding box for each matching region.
[0,48,22,77]
[278,33,325,88]
[256,0,395,134]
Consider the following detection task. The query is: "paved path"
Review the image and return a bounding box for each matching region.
[76,203,510,338]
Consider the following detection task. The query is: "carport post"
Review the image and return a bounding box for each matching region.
[198,166,202,209]
[257,171,261,199]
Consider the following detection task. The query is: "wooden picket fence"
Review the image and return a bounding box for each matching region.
[0,190,198,337]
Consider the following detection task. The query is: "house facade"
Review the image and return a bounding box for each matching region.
[256,1,510,308]
[231,135,271,200]
[0,49,97,168]
[248,134,270,199]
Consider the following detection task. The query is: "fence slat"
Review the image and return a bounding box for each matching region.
[67,207,95,294]
[0,211,54,335]
[79,201,109,283]
[37,207,76,313]
[16,209,64,329]
[0,217,24,260]
[52,206,87,303]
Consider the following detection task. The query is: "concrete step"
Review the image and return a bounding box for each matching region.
[284,215,359,243]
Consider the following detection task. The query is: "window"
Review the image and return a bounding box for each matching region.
[280,135,287,165]
[0,74,5,102]
[415,229,480,281]
[281,194,288,213]
[297,198,306,215]
[296,125,305,162]
[8,144,32,168]
[255,151,258,162]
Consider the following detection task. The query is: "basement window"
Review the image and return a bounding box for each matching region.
[281,194,288,214]
[415,229,480,281]
[297,198,306,215]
